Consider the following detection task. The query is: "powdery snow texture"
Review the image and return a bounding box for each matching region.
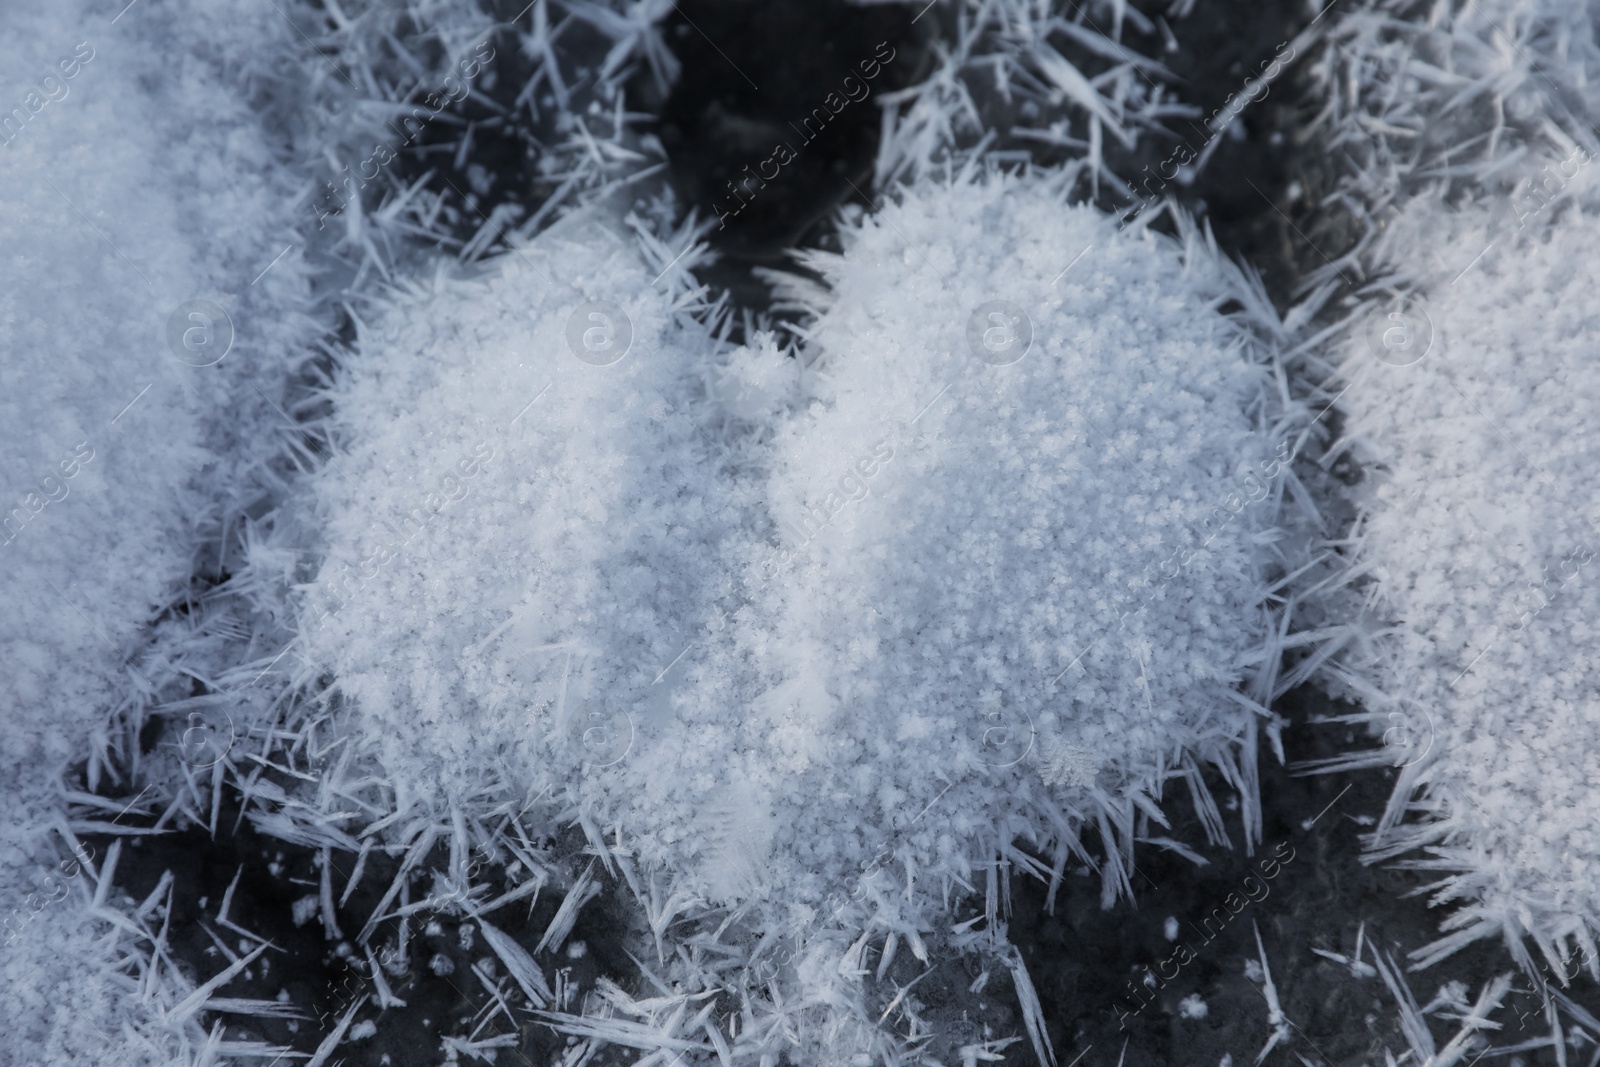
[306,176,1286,934]
[723,176,1283,911]
[1314,0,1600,975]
[0,0,317,1062]
[1336,202,1600,972]
[301,211,751,833]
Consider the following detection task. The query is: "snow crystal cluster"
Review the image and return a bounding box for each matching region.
[1312,0,1600,975]
[1338,202,1600,973]
[303,171,1292,936]
[299,210,748,816]
[0,0,320,1062]
[39,0,1600,1059]
[719,175,1289,907]
[0,0,310,781]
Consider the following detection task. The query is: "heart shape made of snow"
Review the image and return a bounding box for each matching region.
[303,174,1293,917]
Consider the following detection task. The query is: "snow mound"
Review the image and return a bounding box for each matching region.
[725,172,1291,910]
[299,210,745,818]
[1340,200,1600,975]
[1308,0,1600,979]
[0,1,305,782]
[300,169,1305,1063]
[0,0,321,1062]
[307,172,1291,902]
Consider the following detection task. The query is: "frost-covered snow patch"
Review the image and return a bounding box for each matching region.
[732,172,1297,910]
[1322,200,1600,976]
[298,209,737,804]
[300,168,1307,1061]
[1303,0,1600,980]
[0,0,312,786]
[1,0,324,1062]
